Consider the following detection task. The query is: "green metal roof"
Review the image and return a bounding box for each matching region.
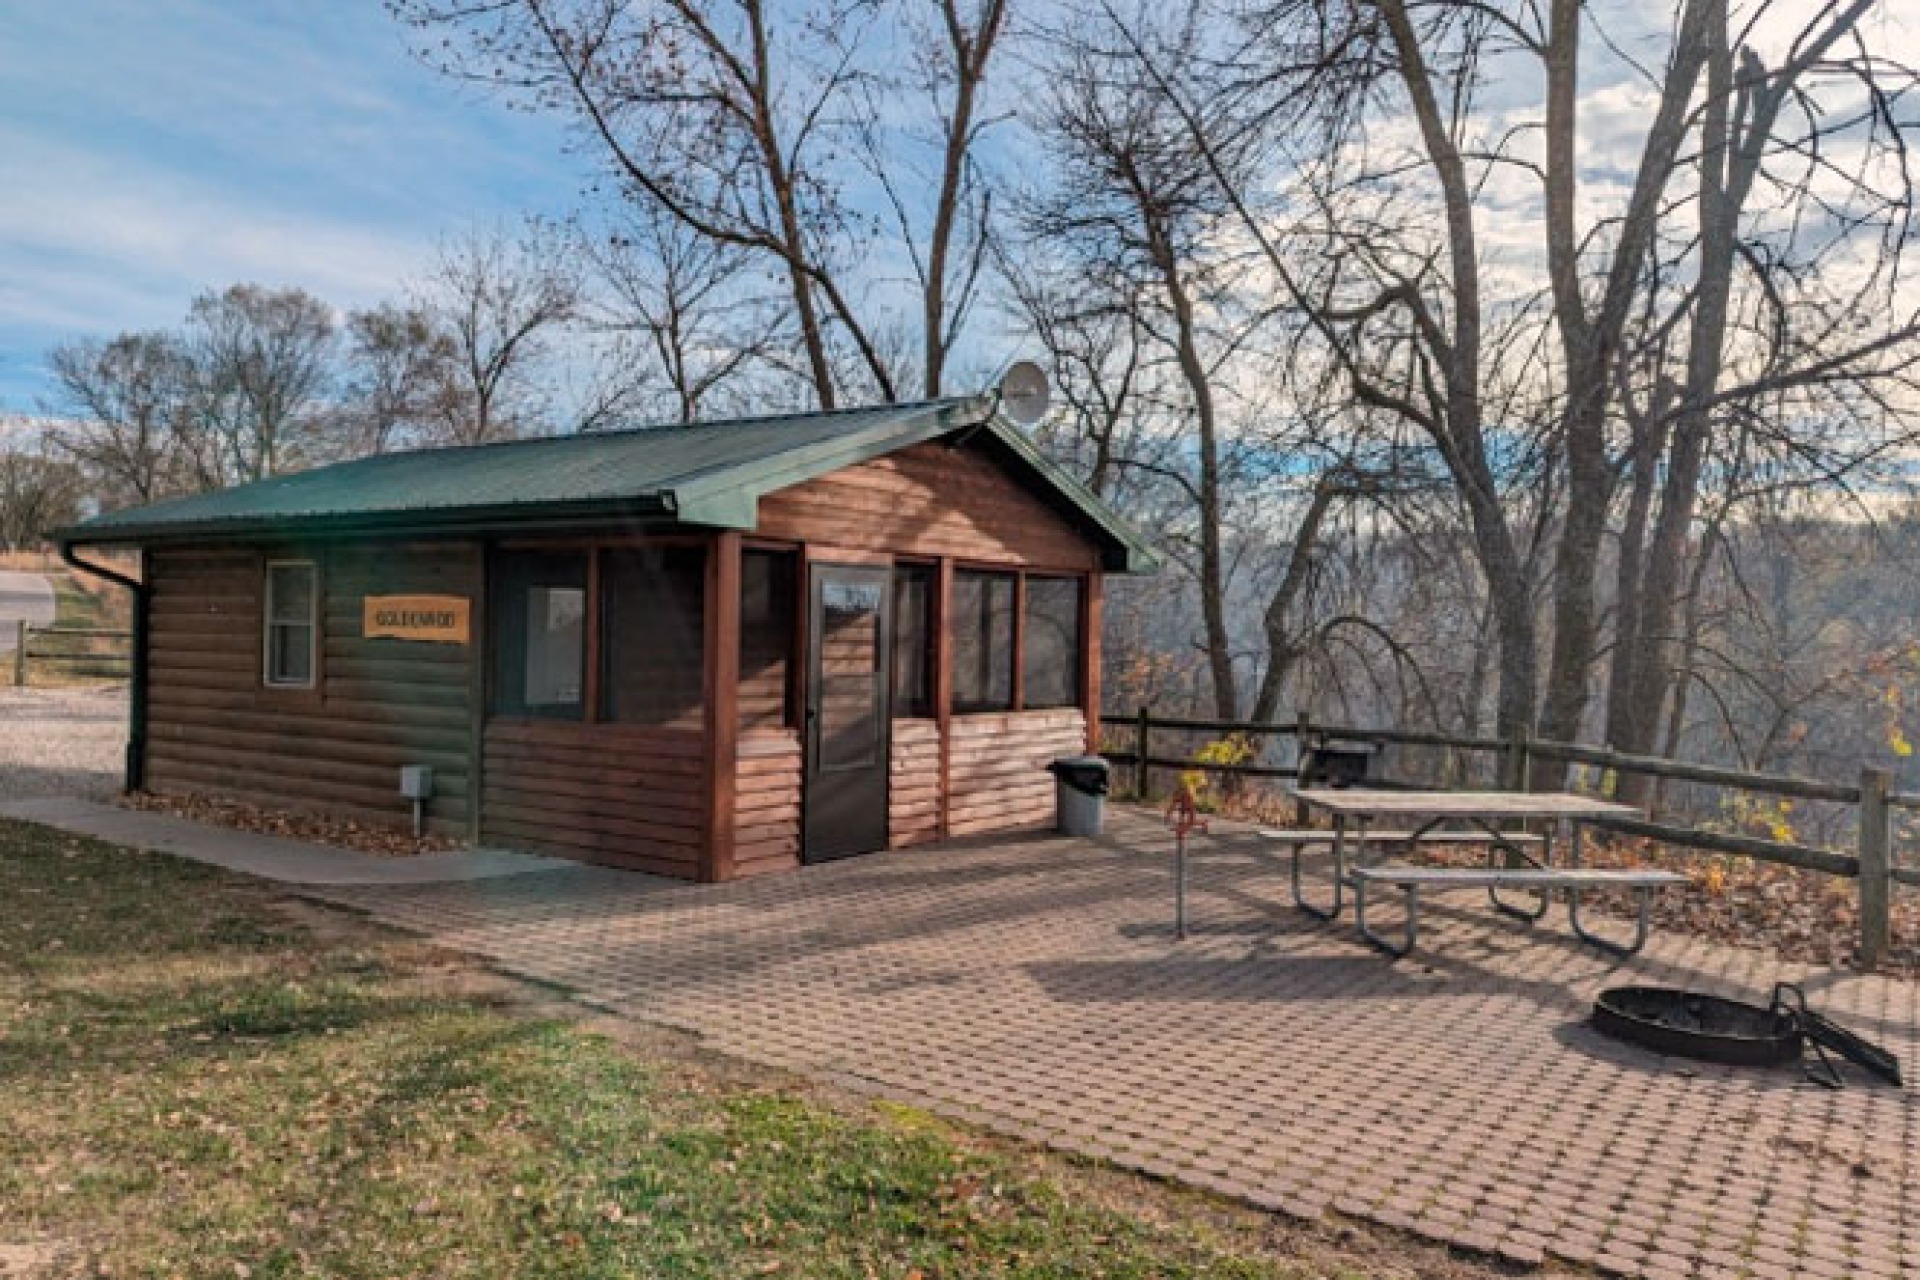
[60,397,1157,572]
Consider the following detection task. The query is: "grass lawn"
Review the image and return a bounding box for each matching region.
[0,819,1492,1280]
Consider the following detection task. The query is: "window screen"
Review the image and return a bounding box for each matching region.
[601,546,705,726]
[739,549,797,730]
[1023,576,1083,709]
[951,570,1014,712]
[263,560,317,688]
[892,564,933,718]
[491,551,588,717]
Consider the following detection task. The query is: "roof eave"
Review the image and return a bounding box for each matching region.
[974,417,1161,574]
[667,397,1160,573]
[55,493,679,550]
[667,398,984,528]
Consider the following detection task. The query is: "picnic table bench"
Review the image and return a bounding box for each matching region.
[1350,865,1688,958]
[1256,828,1546,850]
[1273,789,1686,958]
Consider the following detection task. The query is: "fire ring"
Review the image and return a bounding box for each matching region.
[1591,983,1903,1088]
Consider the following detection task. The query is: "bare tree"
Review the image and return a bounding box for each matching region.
[580,205,776,424]
[0,451,85,549]
[342,303,461,454]
[1093,0,1545,738]
[186,284,339,482]
[420,225,580,444]
[395,0,884,407]
[1600,0,1920,763]
[862,0,1010,396]
[1101,0,1920,753]
[1024,30,1261,717]
[1001,249,1158,503]
[393,0,1014,409]
[42,333,198,505]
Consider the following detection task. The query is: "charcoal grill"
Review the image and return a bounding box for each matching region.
[1592,983,1903,1088]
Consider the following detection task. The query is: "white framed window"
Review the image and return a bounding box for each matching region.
[263,560,318,688]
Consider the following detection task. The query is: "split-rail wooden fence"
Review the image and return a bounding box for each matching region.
[1101,708,1915,966]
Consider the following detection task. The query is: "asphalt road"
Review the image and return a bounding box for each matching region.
[0,571,56,653]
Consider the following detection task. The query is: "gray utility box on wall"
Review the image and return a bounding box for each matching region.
[399,765,434,838]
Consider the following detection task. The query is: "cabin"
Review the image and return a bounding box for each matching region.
[57,398,1155,881]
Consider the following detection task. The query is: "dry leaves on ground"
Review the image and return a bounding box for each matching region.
[1573,836,1920,976]
[118,791,460,859]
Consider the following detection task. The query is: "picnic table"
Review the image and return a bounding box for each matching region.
[1269,789,1685,957]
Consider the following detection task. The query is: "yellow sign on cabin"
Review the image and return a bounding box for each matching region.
[363,595,471,644]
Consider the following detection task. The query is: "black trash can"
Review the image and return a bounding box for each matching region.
[1048,756,1111,836]
[1300,739,1378,789]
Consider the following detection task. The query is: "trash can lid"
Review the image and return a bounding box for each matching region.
[1047,756,1111,795]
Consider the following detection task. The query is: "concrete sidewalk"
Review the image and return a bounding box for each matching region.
[0,796,575,885]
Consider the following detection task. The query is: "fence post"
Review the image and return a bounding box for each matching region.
[1505,723,1532,792]
[1134,705,1151,801]
[1858,765,1891,969]
[1294,707,1313,824]
[12,621,25,688]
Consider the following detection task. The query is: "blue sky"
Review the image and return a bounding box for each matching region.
[0,0,592,413]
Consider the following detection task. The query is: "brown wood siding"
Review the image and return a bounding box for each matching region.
[756,442,1102,570]
[482,719,705,875]
[946,709,1087,837]
[145,542,481,834]
[734,730,801,877]
[890,718,941,848]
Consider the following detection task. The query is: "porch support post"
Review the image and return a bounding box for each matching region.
[465,544,487,842]
[703,530,742,883]
[1082,570,1103,752]
[934,557,954,840]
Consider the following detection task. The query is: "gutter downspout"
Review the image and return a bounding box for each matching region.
[58,542,148,793]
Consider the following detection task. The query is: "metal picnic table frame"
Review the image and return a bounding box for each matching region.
[1285,788,1653,952]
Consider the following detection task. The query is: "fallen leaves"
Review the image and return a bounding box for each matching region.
[1418,830,1920,974]
[119,791,460,859]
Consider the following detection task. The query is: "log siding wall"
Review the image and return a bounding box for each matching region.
[482,720,704,875]
[890,718,941,847]
[734,730,802,877]
[756,442,1102,570]
[146,542,481,834]
[947,709,1088,838]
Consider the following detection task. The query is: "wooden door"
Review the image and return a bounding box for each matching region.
[804,564,892,860]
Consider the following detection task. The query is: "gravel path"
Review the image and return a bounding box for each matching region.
[0,686,127,802]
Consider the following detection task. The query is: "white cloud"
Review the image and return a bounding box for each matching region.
[0,126,429,336]
[0,1,599,409]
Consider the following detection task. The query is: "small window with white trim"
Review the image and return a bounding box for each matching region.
[264,560,318,688]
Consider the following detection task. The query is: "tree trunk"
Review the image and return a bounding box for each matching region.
[1378,0,1535,741]
[1612,0,1735,760]
[744,0,838,409]
[922,0,1006,398]
[1537,0,1717,757]
[1149,222,1238,719]
[1249,479,1340,724]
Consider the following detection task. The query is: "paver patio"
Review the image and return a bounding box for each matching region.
[308,811,1920,1279]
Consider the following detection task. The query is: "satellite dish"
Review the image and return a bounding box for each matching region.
[995,360,1051,426]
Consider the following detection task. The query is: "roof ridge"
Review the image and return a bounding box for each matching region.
[357,395,978,465]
